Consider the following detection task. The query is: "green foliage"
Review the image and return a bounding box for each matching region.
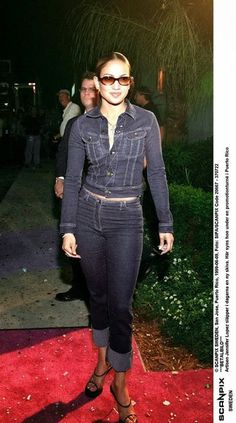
[163,141,193,185]
[136,182,213,362]
[188,69,213,117]
[67,0,212,105]
[161,139,213,282]
[141,181,213,285]
[163,138,213,191]
[169,183,213,285]
[134,254,213,363]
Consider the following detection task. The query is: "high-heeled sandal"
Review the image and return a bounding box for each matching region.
[110,385,138,423]
[85,365,112,398]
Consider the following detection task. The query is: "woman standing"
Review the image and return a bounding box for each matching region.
[60,52,173,423]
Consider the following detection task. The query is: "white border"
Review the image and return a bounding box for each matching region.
[214,1,236,421]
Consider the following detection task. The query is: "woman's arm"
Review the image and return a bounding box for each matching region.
[145,114,173,237]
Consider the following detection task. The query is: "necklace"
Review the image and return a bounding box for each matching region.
[107,119,117,150]
[107,121,116,132]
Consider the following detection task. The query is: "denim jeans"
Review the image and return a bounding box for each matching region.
[24,135,41,166]
[76,187,143,371]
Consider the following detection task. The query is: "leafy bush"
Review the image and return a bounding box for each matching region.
[141,182,213,286]
[134,254,213,363]
[163,138,213,192]
[169,183,213,286]
[136,182,213,362]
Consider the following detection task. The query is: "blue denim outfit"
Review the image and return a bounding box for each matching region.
[60,100,173,371]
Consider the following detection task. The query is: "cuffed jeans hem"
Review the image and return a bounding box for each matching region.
[107,347,133,372]
[93,327,109,347]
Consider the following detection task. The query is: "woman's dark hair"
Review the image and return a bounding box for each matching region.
[95,52,131,77]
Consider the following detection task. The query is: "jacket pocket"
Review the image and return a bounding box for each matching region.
[123,130,146,158]
[82,133,105,163]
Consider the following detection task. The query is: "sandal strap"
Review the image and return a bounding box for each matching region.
[86,366,112,393]
[94,365,112,378]
[122,414,137,423]
[117,399,132,408]
[110,385,131,408]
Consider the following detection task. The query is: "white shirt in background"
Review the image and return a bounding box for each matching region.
[60,101,80,137]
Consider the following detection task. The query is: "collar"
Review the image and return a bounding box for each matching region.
[63,101,72,113]
[85,99,136,120]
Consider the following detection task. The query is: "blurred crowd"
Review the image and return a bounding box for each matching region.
[0,105,62,166]
[0,84,166,167]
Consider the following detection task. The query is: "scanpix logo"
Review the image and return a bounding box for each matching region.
[217,378,226,421]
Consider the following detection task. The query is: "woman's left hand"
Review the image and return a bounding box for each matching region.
[158,232,174,254]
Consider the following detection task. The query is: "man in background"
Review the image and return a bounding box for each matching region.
[134,86,165,141]
[54,72,98,302]
[53,89,80,143]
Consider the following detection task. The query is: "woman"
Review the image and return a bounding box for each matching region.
[60,52,174,423]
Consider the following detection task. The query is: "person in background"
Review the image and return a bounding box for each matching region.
[134,86,165,141]
[53,89,81,144]
[60,52,173,423]
[54,72,98,302]
[0,114,4,139]
[23,106,42,169]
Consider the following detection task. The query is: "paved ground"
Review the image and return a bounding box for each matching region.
[0,160,90,329]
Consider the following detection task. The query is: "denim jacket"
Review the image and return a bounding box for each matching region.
[60,100,173,234]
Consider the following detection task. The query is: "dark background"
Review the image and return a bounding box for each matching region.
[0,0,213,109]
[0,0,76,108]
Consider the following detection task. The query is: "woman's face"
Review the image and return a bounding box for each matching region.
[95,59,131,106]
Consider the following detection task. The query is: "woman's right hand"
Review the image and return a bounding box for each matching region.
[62,233,81,258]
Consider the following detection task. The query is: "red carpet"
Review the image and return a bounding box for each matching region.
[0,328,213,422]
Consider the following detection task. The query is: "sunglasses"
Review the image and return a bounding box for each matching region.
[98,76,132,86]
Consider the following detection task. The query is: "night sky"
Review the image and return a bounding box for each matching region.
[1,0,76,107]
